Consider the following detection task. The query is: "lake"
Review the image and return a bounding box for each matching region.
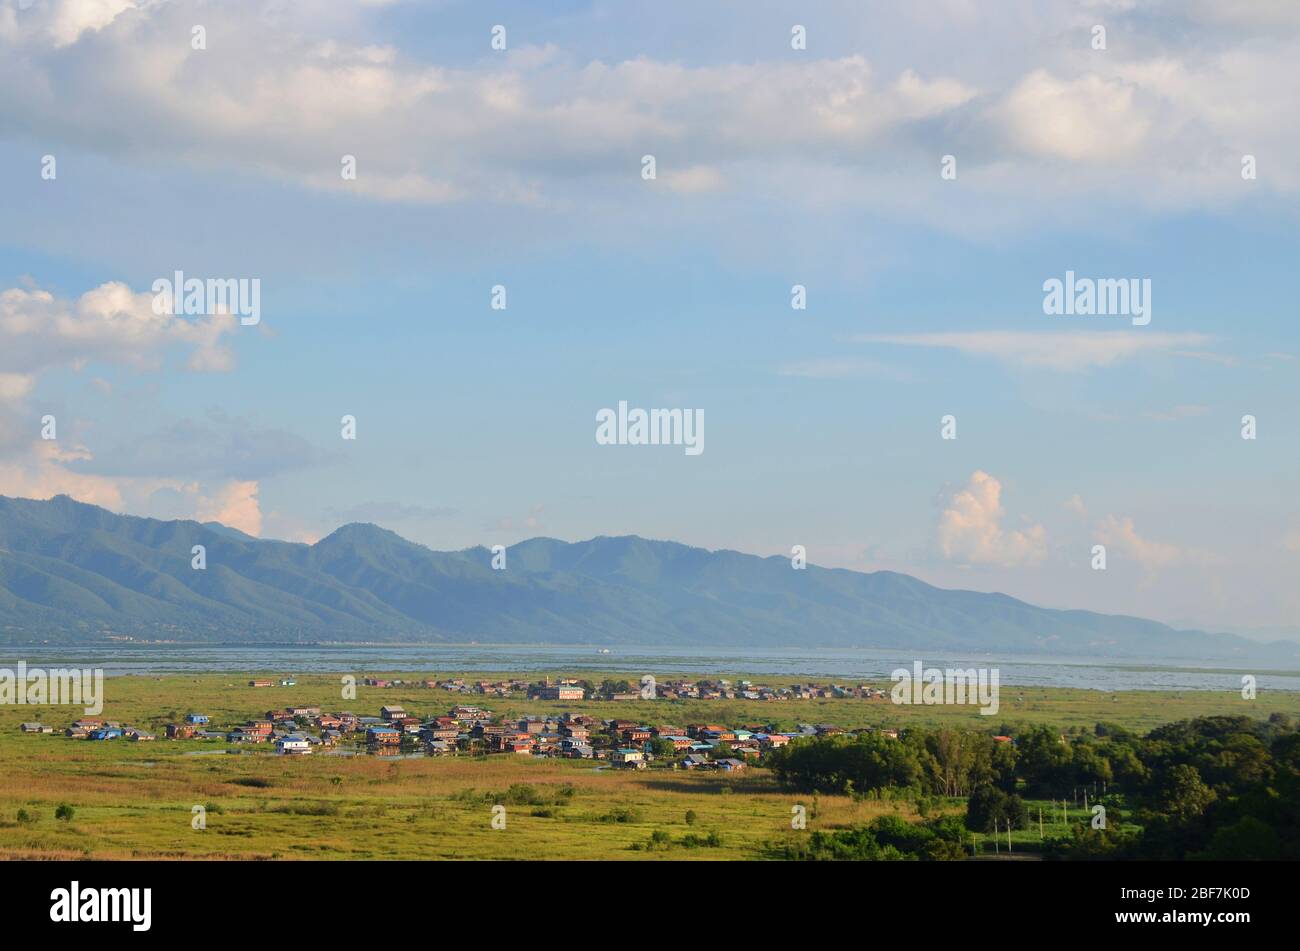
[2,643,1298,692]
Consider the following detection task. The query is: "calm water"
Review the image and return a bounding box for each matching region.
[3,644,1298,692]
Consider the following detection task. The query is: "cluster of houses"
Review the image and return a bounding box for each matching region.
[650,679,890,702]
[32,717,158,742]
[25,702,898,767]
[361,677,528,698]
[353,705,894,768]
[168,708,355,754]
[519,677,893,703]
[351,705,806,767]
[22,667,906,766]
[243,673,892,704]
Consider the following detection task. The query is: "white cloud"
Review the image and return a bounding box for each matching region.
[192,480,262,536]
[854,331,1212,372]
[3,0,141,48]
[0,282,238,377]
[0,277,257,533]
[2,0,1297,214]
[996,70,1150,162]
[0,372,35,401]
[1093,514,1214,570]
[938,470,1046,567]
[0,440,126,510]
[664,165,725,194]
[0,8,978,205]
[0,278,240,462]
[0,441,265,535]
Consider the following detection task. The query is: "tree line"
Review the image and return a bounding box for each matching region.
[766,714,1298,860]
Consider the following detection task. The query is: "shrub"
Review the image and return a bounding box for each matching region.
[680,831,724,849]
[599,806,644,824]
[230,777,273,788]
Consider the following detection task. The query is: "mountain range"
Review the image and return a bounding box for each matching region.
[0,494,1291,662]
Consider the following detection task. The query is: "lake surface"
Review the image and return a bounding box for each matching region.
[3,644,1298,692]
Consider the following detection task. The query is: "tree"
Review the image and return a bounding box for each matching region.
[1160,764,1216,821]
[965,784,1027,833]
[1072,743,1114,788]
[1198,817,1281,860]
[647,737,677,759]
[1016,725,1074,795]
[55,803,75,822]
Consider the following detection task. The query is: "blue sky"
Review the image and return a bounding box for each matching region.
[1,0,1298,638]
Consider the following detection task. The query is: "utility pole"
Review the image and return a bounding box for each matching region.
[1039,805,1043,839]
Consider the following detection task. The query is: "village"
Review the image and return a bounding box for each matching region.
[17,675,897,771]
[350,674,892,703]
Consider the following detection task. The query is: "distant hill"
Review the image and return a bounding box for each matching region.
[0,494,1290,662]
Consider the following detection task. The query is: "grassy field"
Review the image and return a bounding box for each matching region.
[0,671,1295,860]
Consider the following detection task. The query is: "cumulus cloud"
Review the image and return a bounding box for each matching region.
[0,4,980,205]
[938,471,1046,567]
[996,70,1150,162]
[0,277,260,533]
[0,279,242,464]
[2,0,1294,215]
[0,440,128,510]
[1,0,141,48]
[0,282,238,378]
[1093,514,1215,571]
[0,441,272,536]
[192,480,262,536]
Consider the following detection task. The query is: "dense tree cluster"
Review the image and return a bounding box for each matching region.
[767,714,1298,860]
[782,814,969,861]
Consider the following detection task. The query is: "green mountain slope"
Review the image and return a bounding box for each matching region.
[0,495,1286,661]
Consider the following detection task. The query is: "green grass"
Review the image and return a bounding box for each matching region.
[0,671,1294,860]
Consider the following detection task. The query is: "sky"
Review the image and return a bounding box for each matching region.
[0,0,1298,639]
